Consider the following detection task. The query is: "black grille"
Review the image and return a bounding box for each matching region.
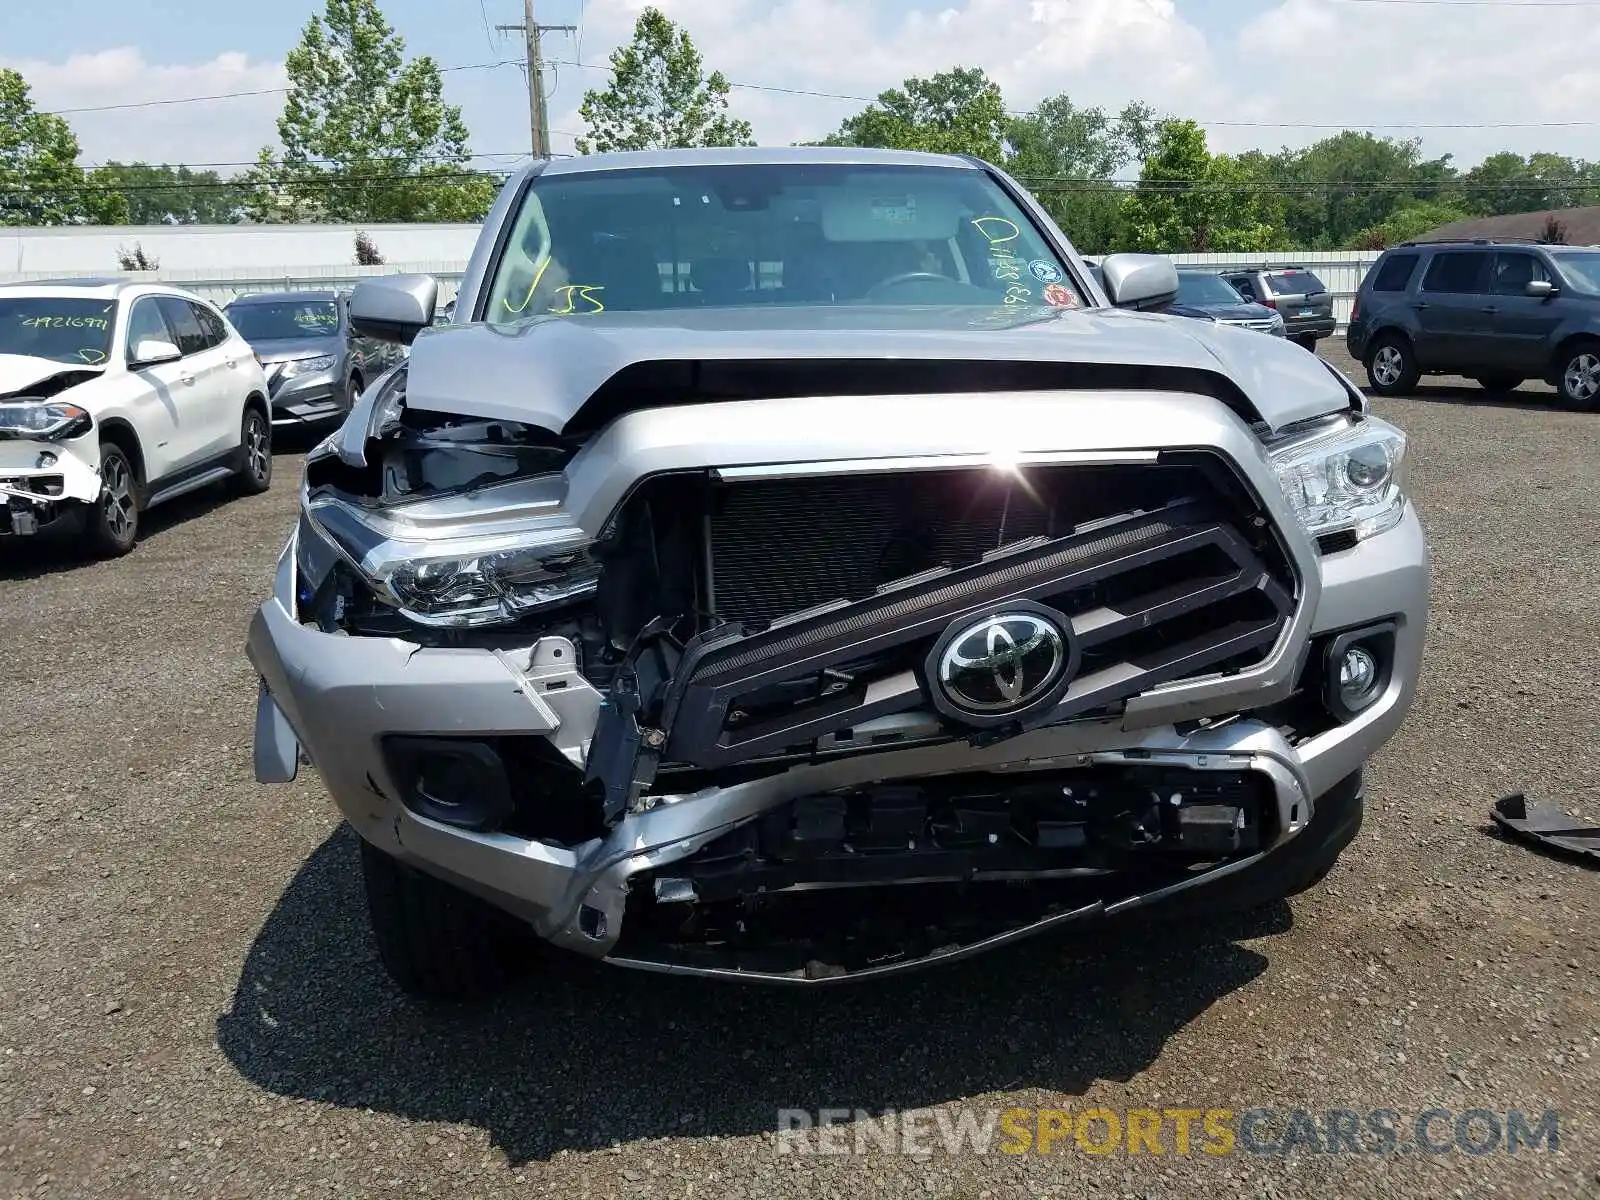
[706,460,1263,625]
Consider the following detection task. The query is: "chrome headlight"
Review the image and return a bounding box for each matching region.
[0,400,92,441]
[303,475,598,628]
[1269,415,1408,542]
[279,354,336,378]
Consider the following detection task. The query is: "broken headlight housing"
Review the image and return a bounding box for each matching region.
[1268,414,1408,543]
[300,367,594,628]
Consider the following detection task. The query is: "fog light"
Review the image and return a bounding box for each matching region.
[36,451,57,468]
[1339,646,1379,707]
[1322,622,1397,721]
[384,737,514,832]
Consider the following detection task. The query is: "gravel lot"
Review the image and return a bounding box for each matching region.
[2,346,1597,1200]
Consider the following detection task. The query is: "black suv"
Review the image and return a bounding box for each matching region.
[1222,266,1336,350]
[1347,238,1600,409]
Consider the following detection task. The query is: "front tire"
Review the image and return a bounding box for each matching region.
[1293,333,1318,351]
[1556,342,1600,410]
[233,406,272,495]
[1365,334,1420,396]
[359,837,534,1001]
[85,443,139,558]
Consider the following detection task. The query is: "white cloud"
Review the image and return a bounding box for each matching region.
[3,48,285,169]
[12,1,1600,184]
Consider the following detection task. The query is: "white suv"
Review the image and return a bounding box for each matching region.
[0,277,273,556]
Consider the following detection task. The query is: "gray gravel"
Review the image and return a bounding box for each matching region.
[2,350,1598,1200]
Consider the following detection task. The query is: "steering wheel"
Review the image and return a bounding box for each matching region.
[872,271,958,291]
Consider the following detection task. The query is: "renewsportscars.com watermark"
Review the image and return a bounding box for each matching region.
[775,1106,1562,1158]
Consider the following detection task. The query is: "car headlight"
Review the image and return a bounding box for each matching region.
[302,476,599,627]
[1269,415,1408,542]
[280,354,336,378]
[0,400,92,441]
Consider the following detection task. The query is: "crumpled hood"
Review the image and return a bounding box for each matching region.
[0,353,102,399]
[401,305,1355,434]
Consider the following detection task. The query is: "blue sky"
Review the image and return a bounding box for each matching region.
[8,0,1598,172]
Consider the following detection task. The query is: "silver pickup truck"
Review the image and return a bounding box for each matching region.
[247,147,1429,995]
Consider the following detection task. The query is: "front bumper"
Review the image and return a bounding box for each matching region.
[267,369,345,427]
[0,436,101,534]
[248,497,1430,978]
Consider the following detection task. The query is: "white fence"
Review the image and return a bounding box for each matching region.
[1,249,1380,327]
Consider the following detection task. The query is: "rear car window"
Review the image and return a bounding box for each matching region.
[1421,252,1490,295]
[1263,271,1326,297]
[1371,254,1419,293]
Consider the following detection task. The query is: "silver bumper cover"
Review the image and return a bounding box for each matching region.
[247,498,1429,970]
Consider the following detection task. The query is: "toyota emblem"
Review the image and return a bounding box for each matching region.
[929,608,1075,722]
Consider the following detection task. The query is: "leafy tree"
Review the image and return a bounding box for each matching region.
[249,0,495,223]
[116,243,159,271]
[1007,95,1159,255]
[577,7,753,154]
[822,67,1008,162]
[354,231,384,264]
[1456,151,1600,216]
[88,162,248,224]
[0,68,126,225]
[1119,120,1286,252]
[1263,132,1455,249]
[1351,199,1471,250]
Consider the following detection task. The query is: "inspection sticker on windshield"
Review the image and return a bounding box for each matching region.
[1028,261,1061,283]
[870,196,917,224]
[1043,283,1077,309]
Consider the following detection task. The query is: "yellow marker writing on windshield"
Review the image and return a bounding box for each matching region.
[503,256,553,315]
[549,284,605,315]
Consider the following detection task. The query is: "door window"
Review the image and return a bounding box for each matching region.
[125,298,174,361]
[190,302,229,348]
[1421,252,1490,295]
[1229,276,1257,299]
[1492,253,1551,296]
[155,296,208,356]
[1371,253,1419,292]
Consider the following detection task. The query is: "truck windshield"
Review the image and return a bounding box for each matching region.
[0,297,118,365]
[1548,251,1600,295]
[225,300,341,340]
[481,163,1085,323]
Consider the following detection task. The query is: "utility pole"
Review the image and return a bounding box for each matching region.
[496,1,576,159]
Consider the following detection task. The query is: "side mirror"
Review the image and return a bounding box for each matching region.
[349,274,439,345]
[1099,253,1180,311]
[1526,279,1556,299]
[130,338,182,367]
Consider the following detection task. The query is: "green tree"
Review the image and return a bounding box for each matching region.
[1118,120,1286,252]
[577,7,753,154]
[1263,132,1456,248]
[1350,198,1471,250]
[1456,150,1600,216]
[87,163,249,224]
[822,67,1008,161]
[1006,95,1159,255]
[249,0,495,223]
[0,68,127,225]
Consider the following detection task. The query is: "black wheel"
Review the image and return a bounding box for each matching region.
[346,373,365,412]
[233,406,272,495]
[1555,342,1600,410]
[1292,334,1317,351]
[1365,334,1420,396]
[1472,373,1523,394]
[85,443,139,558]
[359,837,535,1000]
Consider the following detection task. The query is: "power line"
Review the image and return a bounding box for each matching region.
[39,58,523,116]
[1327,0,1600,6]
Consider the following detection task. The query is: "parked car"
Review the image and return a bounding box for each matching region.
[0,277,272,556]
[1347,237,1600,408]
[223,290,401,430]
[247,147,1428,996]
[1223,266,1337,351]
[1171,270,1286,336]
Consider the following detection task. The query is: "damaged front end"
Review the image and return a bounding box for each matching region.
[263,359,1372,982]
[0,367,103,536]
